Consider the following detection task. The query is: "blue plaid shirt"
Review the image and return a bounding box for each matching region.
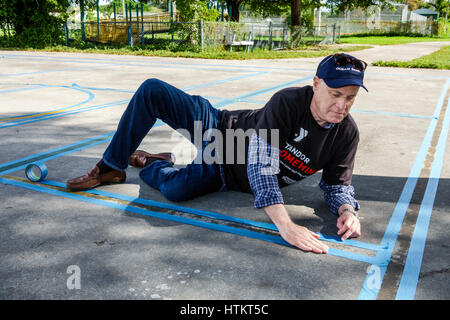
[245,132,360,216]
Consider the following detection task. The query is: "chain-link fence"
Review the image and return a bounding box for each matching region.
[202,21,291,51]
[80,20,201,47]
[63,20,343,50]
[291,24,341,46]
[322,19,433,35]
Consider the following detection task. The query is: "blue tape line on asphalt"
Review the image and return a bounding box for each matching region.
[0,175,378,265]
[182,71,268,91]
[0,131,115,175]
[1,54,315,73]
[0,84,45,95]
[357,78,450,300]
[0,84,95,122]
[0,70,267,127]
[40,178,382,252]
[395,82,450,300]
[1,55,255,74]
[4,53,448,79]
[0,99,129,129]
[0,64,116,78]
[351,108,435,120]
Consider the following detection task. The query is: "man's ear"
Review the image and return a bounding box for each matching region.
[312,76,320,92]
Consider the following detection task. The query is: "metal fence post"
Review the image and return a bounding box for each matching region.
[128,25,132,47]
[129,3,132,44]
[65,23,69,46]
[80,0,85,41]
[269,21,273,50]
[337,25,341,44]
[200,19,204,51]
[314,25,317,44]
[96,0,100,38]
[332,23,336,44]
[113,3,116,24]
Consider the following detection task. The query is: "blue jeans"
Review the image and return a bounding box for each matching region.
[103,78,225,202]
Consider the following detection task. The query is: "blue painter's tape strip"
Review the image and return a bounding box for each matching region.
[0,84,95,122]
[0,132,114,175]
[0,71,269,128]
[0,84,45,95]
[395,83,450,300]
[0,175,377,265]
[39,178,380,252]
[351,108,435,120]
[357,78,450,300]
[4,53,448,79]
[182,72,268,91]
[2,54,313,73]
[0,99,129,129]
[0,64,115,78]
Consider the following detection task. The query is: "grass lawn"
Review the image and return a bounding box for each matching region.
[339,35,450,45]
[0,43,372,60]
[372,45,450,69]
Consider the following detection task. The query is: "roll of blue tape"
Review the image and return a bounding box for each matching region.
[25,162,48,182]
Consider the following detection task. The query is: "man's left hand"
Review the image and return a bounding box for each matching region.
[337,211,361,241]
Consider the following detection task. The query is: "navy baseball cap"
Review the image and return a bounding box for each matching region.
[316,53,368,92]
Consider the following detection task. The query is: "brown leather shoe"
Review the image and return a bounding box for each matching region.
[66,165,126,191]
[129,150,176,169]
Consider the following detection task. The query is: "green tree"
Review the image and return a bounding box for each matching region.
[432,0,450,18]
[326,0,393,13]
[404,0,425,11]
[174,0,219,21]
[244,0,320,27]
[0,0,74,47]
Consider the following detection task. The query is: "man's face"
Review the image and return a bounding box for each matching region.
[311,76,360,125]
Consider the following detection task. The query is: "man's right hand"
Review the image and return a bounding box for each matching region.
[278,221,329,254]
[264,203,328,254]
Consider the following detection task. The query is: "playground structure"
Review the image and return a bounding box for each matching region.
[68,1,440,50]
[73,0,338,50]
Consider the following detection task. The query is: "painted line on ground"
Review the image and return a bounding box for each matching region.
[0,54,260,74]
[2,53,447,80]
[395,83,450,300]
[0,84,95,122]
[0,84,45,95]
[0,53,315,73]
[0,99,129,129]
[0,133,115,176]
[0,175,378,265]
[357,78,450,300]
[38,177,382,252]
[0,70,267,127]
[0,62,117,78]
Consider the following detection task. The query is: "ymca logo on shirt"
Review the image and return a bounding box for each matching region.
[293,128,308,142]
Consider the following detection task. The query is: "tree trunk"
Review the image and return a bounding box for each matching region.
[291,0,301,27]
[226,0,243,22]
